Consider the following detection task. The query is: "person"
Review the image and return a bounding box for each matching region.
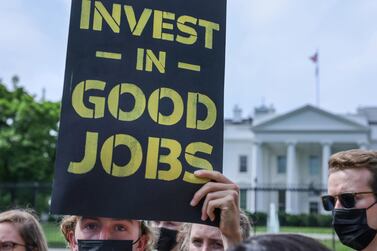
[227,234,330,251]
[322,149,377,251]
[149,221,182,251]
[188,170,245,249]
[0,209,48,251]
[179,211,251,251]
[61,170,243,251]
[177,170,250,251]
[60,216,155,251]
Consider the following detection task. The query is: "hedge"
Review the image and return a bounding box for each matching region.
[246,211,332,227]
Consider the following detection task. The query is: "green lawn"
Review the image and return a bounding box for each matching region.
[321,239,353,251]
[42,223,352,251]
[255,226,334,234]
[42,222,66,248]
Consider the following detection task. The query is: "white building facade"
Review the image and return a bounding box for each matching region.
[223,104,377,214]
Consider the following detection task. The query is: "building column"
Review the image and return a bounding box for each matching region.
[321,142,332,214]
[321,142,331,190]
[251,141,261,213]
[286,142,297,214]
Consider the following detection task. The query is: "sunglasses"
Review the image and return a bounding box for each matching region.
[321,191,377,211]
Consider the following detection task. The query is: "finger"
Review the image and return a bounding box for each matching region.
[201,190,233,221]
[194,170,232,183]
[207,193,239,222]
[206,197,234,222]
[191,182,239,206]
[203,190,239,216]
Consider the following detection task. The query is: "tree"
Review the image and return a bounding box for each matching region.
[0,77,60,182]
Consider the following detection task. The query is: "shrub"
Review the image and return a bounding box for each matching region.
[238,211,332,227]
[317,214,332,227]
[247,211,267,226]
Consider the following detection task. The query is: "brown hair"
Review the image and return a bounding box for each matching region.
[60,215,78,243]
[0,209,48,251]
[60,216,156,251]
[328,149,377,193]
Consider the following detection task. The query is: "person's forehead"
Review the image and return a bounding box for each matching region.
[190,224,222,240]
[79,217,139,225]
[328,168,373,195]
[0,222,23,242]
[152,221,181,229]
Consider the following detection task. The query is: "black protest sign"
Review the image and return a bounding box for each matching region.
[51,0,226,224]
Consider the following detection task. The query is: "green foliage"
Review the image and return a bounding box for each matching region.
[0,78,60,182]
[0,193,11,208]
[278,212,332,227]
[250,211,332,227]
[315,214,333,227]
[248,211,267,226]
[0,78,60,211]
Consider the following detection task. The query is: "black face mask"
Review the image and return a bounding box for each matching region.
[78,240,133,251]
[333,201,377,250]
[156,227,178,251]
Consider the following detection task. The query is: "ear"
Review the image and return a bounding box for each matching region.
[135,234,148,251]
[67,231,78,251]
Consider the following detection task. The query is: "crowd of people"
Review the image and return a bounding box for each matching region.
[1,149,377,251]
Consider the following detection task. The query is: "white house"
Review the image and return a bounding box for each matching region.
[223,104,377,214]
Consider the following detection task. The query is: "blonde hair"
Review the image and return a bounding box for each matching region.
[0,209,48,251]
[60,216,156,251]
[178,210,252,250]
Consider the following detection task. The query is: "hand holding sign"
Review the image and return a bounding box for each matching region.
[51,0,226,225]
[190,170,242,247]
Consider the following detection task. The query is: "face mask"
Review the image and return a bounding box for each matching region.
[156,227,178,251]
[333,201,377,250]
[78,240,133,251]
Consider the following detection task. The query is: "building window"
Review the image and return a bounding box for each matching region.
[239,155,248,172]
[240,189,247,210]
[277,155,287,174]
[278,190,286,212]
[309,155,320,175]
[309,201,319,214]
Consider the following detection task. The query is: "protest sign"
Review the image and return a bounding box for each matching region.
[51,0,226,224]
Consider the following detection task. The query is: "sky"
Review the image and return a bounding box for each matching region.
[1,0,377,119]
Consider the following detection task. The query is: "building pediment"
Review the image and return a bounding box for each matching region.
[252,105,369,132]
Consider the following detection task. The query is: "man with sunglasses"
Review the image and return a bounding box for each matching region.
[322,149,377,250]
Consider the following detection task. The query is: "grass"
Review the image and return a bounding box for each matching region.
[42,222,66,248]
[254,226,334,234]
[321,239,353,251]
[42,223,352,250]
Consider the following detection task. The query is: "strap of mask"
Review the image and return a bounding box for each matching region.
[367,200,377,210]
